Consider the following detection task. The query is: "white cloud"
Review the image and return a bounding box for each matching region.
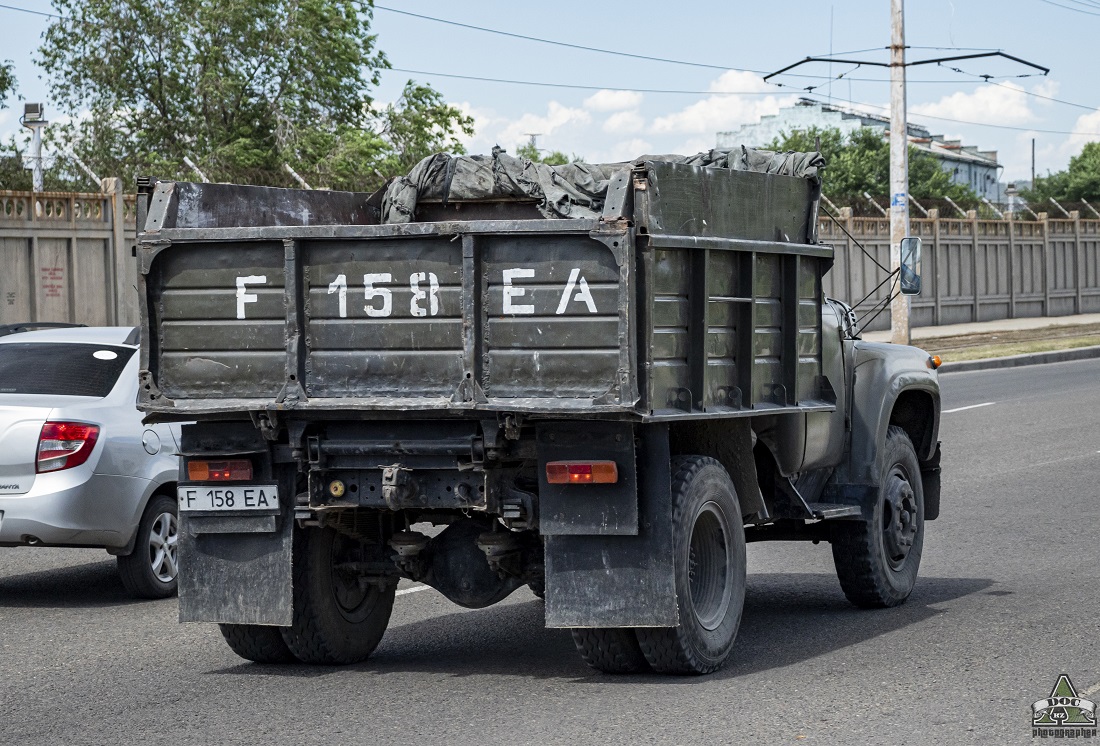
[583,90,643,112]
[603,110,645,135]
[590,138,655,164]
[1066,110,1100,150]
[912,83,1035,126]
[650,70,794,136]
[1032,79,1061,100]
[453,101,494,150]
[481,101,592,154]
[672,136,716,157]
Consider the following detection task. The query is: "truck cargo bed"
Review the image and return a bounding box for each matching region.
[138,161,835,420]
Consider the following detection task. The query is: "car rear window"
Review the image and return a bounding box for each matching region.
[0,343,137,397]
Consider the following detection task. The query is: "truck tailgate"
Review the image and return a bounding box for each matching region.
[141,221,635,415]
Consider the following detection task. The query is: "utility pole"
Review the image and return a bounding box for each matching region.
[889,0,910,345]
[1031,138,1036,188]
[764,27,1046,344]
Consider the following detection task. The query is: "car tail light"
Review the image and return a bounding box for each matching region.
[37,421,100,473]
[187,459,253,481]
[545,461,618,485]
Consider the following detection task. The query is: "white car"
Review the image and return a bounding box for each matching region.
[0,325,181,598]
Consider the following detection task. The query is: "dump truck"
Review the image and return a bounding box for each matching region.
[136,148,941,675]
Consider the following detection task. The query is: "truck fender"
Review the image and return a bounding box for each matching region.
[844,341,941,489]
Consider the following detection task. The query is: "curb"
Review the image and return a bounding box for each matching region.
[938,344,1100,374]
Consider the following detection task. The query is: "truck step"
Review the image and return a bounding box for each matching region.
[805,503,863,520]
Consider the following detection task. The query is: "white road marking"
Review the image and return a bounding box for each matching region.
[942,402,996,414]
[1083,682,1100,697]
[395,584,431,596]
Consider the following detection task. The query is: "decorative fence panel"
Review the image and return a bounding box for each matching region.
[0,182,137,328]
[3,191,1099,335]
[822,208,1100,331]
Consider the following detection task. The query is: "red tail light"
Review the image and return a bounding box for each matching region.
[187,459,253,481]
[546,461,619,485]
[37,421,100,473]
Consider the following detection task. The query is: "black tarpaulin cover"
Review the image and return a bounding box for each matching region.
[380,145,824,224]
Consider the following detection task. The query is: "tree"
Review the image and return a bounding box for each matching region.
[0,60,14,109]
[515,136,577,166]
[1023,141,1100,203]
[767,126,977,205]
[36,0,472,190]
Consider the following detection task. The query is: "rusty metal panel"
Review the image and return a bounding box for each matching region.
[481,234,623,401]
[150,241,286,399]
[642,236,829,417]
[639,162,815,244]
[147,181,376,230]
[649,248,691,413]
[303,237,464,398]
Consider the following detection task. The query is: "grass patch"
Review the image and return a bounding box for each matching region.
[933,335,1100,362]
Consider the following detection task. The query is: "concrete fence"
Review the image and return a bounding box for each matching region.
[821,208,1100,331]
[3,190,1098,335]
[0,179,138,328]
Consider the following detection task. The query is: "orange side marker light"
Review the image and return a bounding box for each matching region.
[546,461,618,485]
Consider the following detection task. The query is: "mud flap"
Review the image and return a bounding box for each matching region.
[543,423,677,628]
[178,509,292,625]
[921,442,942,521]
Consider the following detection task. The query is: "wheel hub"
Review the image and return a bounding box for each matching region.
[882,471,918,569]
[688,501,733,631]
[330,535,378,623]
[148,512,178,583]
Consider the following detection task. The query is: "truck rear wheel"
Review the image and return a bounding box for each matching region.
[636,456,746,675]
[571,629,650,674]
[219,624,297,664]
[831,425,924,608]
[280,527,395,665]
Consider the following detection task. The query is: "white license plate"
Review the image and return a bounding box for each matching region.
[177,485,279,512]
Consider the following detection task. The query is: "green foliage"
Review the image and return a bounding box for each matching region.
[36,0,473,190]
[767,126,978,205]
[1023,141,1100,203]
[0,137,91,191]
[515,137,577,166]
[367,83,474,183]
[0,60,14,109]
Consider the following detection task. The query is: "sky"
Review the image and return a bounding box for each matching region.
[1,0,1098,185]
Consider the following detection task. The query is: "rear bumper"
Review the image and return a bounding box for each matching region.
[0,472,149,549]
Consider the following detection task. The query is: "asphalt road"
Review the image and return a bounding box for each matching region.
[2,359,1098,745]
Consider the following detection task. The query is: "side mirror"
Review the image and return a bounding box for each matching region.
[899,236,922,295]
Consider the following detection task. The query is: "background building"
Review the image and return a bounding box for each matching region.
[717,98,1002,200]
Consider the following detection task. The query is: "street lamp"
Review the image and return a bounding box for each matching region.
[21,103,49,192]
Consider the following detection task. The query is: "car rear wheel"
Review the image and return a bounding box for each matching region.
[118,493,179,599]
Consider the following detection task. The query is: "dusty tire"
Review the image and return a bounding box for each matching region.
[117,494,178,599]
[280,527,395,665]
[831,425,925,608]
[219,624,297,664]
[572,629,651,674]
[636,456,746,675]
